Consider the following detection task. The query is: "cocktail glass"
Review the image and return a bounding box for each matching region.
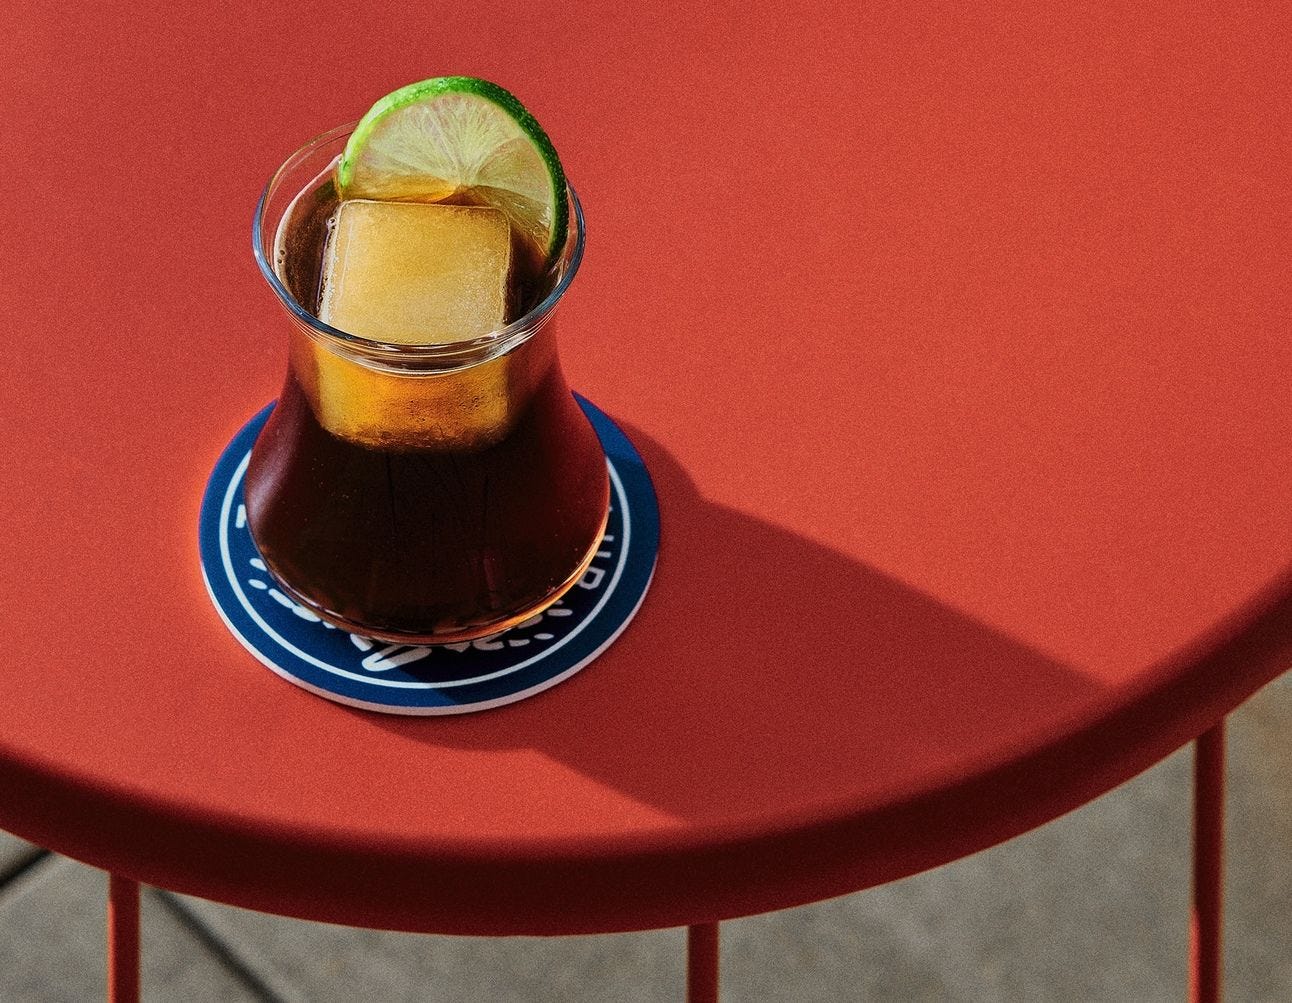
[246,124,608,644]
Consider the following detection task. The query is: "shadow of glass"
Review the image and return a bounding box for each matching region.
[357,414,1103,827]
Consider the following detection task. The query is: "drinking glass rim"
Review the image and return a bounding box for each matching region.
[251,121,586,364]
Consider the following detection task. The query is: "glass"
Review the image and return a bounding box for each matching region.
[245,124,609,644]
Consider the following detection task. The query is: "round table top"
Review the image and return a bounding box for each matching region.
[2,4,1290,935]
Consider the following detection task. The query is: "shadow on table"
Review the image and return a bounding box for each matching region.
[360,414,1104,826]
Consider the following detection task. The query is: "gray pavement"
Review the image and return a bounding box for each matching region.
[2,673,1288,1001]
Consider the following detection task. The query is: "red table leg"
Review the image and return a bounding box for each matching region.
[688,922,719,1002]
[107,874,141,1003]
[1191,720,1225,1003]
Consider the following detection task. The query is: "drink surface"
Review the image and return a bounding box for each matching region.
[245,154,608,642]
[273,163,550,326]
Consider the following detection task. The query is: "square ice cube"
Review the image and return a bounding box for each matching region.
[319,200,512,344]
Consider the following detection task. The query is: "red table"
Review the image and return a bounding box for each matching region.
[2,4,1289,1001]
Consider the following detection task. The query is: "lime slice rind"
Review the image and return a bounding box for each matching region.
[337,77,568,265]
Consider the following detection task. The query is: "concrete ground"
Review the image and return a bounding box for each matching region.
[1,673,1287,1002]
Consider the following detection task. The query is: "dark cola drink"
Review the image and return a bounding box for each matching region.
[244,127,608,643]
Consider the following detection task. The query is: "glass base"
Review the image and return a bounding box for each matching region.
[262,507,610,646]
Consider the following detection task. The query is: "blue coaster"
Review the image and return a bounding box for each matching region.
[199,396,659,715]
